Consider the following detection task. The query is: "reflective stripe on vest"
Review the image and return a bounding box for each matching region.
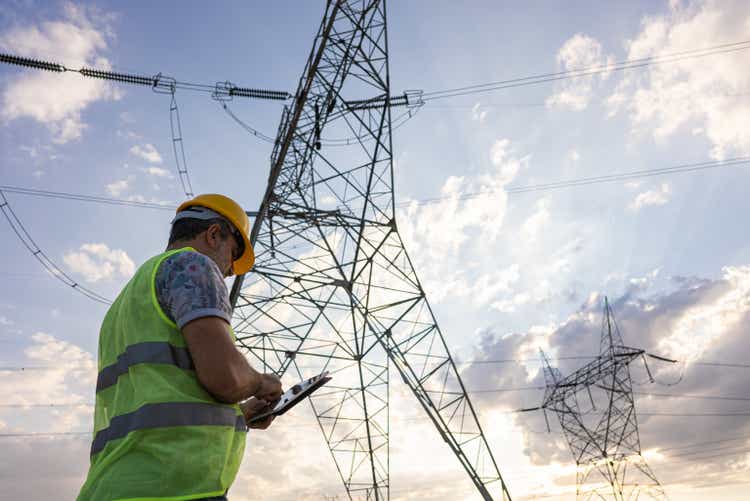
[91,402,247,456]
[96,341,194,393]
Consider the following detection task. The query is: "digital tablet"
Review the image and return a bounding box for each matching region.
[248,371,332,423]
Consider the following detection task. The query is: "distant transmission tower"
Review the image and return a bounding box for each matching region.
[537,298,666,500]
[229,1,511,500]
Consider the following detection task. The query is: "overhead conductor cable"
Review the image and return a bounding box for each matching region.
[0,190,111,304]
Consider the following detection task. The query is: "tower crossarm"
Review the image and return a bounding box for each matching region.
[541,347,643,409]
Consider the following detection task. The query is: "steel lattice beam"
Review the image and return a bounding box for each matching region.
[230,1,511,499]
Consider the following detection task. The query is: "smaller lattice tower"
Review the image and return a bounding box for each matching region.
[539,297,667,500]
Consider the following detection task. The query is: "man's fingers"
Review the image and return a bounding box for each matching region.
[248,415,275,430]
[255,373,283,402]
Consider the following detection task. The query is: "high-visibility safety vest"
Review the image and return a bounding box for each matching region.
[77,248,247,501]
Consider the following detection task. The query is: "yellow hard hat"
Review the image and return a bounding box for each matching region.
[176,194,255,274]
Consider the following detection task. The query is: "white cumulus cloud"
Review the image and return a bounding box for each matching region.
[105,176,133,197]
[521,198,551,242]
[129,143,163,164]
[140,166,172,178]
[547,33,614,111]
[63,243,135,283]
[628,183,671,211]
[607,0,750,158]
[397,138,529,304]
[0,332,95,498]
[0,4,121,143]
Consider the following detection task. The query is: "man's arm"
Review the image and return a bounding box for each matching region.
[182,316,282,404]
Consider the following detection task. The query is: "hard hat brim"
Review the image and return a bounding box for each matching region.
[232,232,255,275]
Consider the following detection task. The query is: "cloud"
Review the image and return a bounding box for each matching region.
[491,292,531,313]
[397,138,529,303]
[471,102,489,123]
[462,265,750,490]
[129,143,163,164]
[140,166,172,178]
[0,332,97,499]
[521,198,550,242]
[628,182,671,211]
[547,33,614,110]
[395,139,586,315]
[105,176,133,197]
[0,4,121,143]
[1,332,95,427]
[63,243,135,283]
[607,0,750,158]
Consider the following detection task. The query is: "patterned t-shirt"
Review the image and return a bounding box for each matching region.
[155,250,232,329]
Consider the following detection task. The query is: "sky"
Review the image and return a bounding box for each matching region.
[1,0,750,499]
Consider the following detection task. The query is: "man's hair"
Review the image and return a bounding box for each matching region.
[168,217,234,245]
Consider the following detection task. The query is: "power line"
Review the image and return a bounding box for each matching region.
[474,387,750,402]
[470,386,545,393]
[665,443,750,459]
[0,190,111,305]
[220,101,422,146]
[169,92,195,199]
[0,366,75,371]
[0,52,291,101]
[4,156,748,215]
[633,391,750,402]
[657,434,750,453]
[421,39,750,101]
[220,102,277,143]
[666,447,750,463]
[1,379,748,406]
[420,91,750,112]
[2,408,748,440]
[0,403,93,408]
[2,356,748,373]
[637,411,750,417]
[0,185,177,210]
[460,355,595,365]
[397,157,750,208]
[460,354,750,368]
[694,361,750,369]
[0,431,89,438]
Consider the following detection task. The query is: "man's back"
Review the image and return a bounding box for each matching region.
[78,249,247,501]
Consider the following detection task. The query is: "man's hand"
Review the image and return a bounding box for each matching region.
[182,317,284,404]
[255,373,283,403]
[240,397,275,430]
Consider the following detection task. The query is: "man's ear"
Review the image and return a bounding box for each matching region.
[205,223,222,249]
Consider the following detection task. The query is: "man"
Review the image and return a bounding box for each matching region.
[77,194,283,501]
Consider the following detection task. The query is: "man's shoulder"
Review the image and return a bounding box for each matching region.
[155,250,225,299]
[155,249,231,328]
[159,249,220,274]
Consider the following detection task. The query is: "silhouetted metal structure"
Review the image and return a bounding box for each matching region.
[537,298,666,500]
[229,1,511,499]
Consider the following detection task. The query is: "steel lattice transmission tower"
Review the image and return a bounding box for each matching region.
[538,298,666,500]
[229,1,511,500]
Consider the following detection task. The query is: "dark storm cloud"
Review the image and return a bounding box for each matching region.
[462,267,750,487]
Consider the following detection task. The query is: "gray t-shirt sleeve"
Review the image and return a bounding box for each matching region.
[155,251,232,329]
